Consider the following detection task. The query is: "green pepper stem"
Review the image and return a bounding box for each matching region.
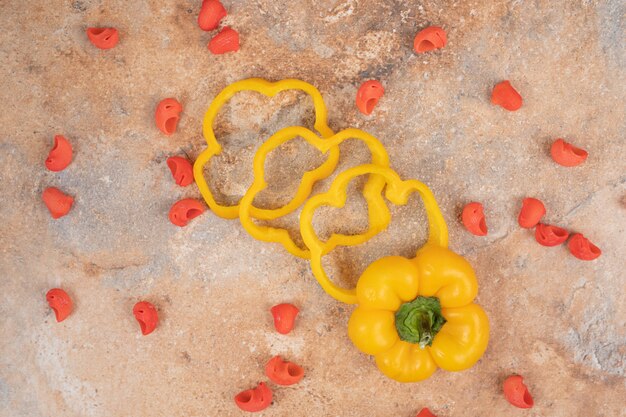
[395,296,446,348]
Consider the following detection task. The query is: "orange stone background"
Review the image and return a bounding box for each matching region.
[0,1,624,416]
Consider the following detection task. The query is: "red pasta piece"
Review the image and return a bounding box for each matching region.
[568,233,601,261]
[166,156,194,186]
[503,375,534,409]
[155,98,183,136]
[535,223,569,246]
[461,202,488,236]
[133,301,158,335]
[86,27,119,50]
[208,26,239,54]
[356,80,384,115]
[518,197,546,229]
[45,135,73,172]
[169,199,205,227]
[413,26,447,53]
[416,408,437,417]
[271,303,299,334]
[491,80,522,111]
[265,356,304,386]
[42,187,74,219]
[550,139,588,167]
[198,0,227,31]
[234,382,272,413]
[46,288,73,322]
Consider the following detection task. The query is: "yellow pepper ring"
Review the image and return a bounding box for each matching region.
[299,164,449,304]
[193,78,339,220]
[238,127,392,259]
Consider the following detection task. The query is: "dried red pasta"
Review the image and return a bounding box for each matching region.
[416,408,436,417]
[356,80,384,115]
[42,187,74,219]
[518,197,546,229]
[155,98,183,136]
[169,199,205,227]
[550,139,588,167]
[535,223,569,246]
[45,135,73,172]
[46,288,73,322]
[491,80,522,111]
[86,27,119,50]
[265,356,304,386]
[133,301,159,335]
[568,233,601,260]
[166,156,194,186]
[503,375,534,409]
[198,0,227,31]
[413,26,447,53]
[270,303,299,334]
[234,382,272,412]
[208,27,239,54]
[461,202,488,236]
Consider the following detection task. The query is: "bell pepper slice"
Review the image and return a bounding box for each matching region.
[193,78,338,220]
[238,126,390,259]
[300,164,448,304]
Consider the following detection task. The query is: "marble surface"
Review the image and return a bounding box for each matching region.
[0,0,624,416]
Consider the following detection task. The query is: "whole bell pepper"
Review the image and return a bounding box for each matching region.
[348,245,489,382]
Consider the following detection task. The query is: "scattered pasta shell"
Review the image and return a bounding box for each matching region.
[208,26,239,54]
[271,303,299,334]
[413,26,447,53]
[169,198,205,227]
[155,98,183,136]
[535,223,569,246]
[45,135,73,172]
[518,197,546,229]
[461,202,488,236]
[356,80,384,115]
[568,233,601,261]
[550,138,588,167]
[416,408,437,417]
[198,0,227,31]
[46,288,73,322]
[491,80,522,111]
[42,187,74,219]
[86,27,119,50]
[234,382,272,413]
[133,301,159,335]
[166,156,194,186]
[503,375,534,409]
[265,356,304,386]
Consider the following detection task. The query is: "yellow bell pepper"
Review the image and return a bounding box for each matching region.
[349,245,489,382]
[300,164,489,382]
